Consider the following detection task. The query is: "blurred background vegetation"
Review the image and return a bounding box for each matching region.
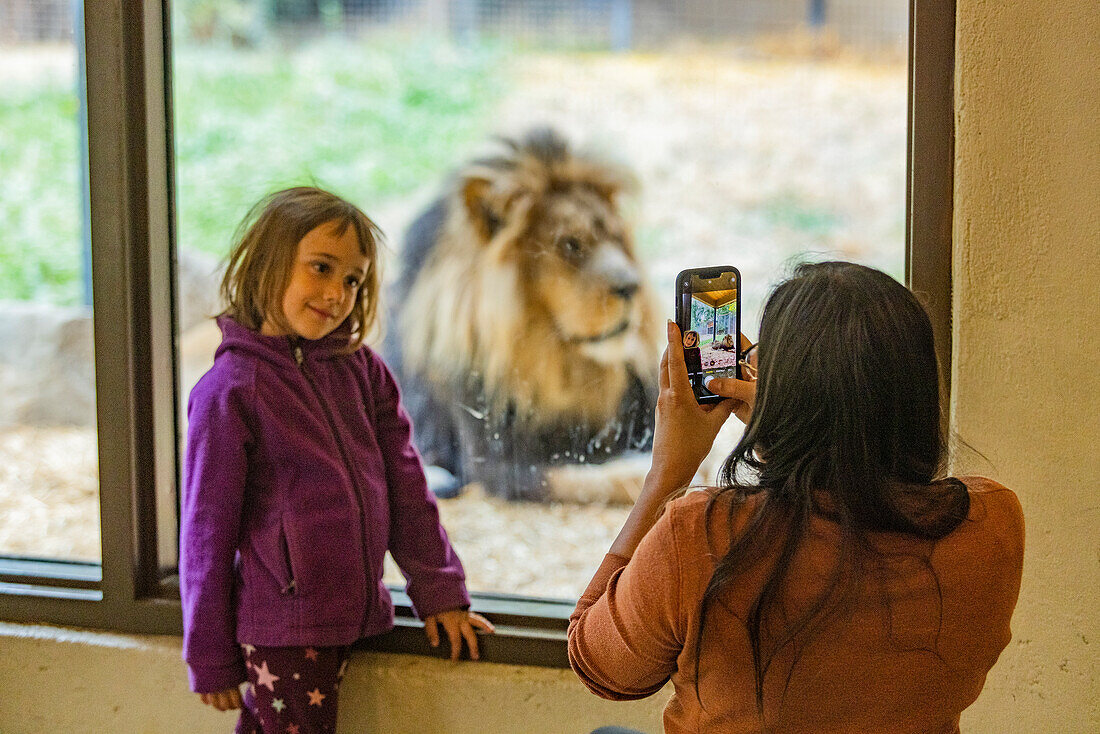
[171,35,507,261]
[1,0,907,307]
[1,8,508,304]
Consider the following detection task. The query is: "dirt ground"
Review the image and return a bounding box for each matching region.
[0,426,100,562]
[0,50,905,599]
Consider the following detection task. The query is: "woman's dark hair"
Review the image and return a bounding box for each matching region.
[694,261,969,712]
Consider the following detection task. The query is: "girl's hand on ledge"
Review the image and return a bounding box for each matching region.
[424,609,496,661]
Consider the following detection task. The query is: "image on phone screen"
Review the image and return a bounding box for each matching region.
[678,270,740,401]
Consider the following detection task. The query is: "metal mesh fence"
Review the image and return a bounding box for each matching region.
[0,1,907,51]
[324,0,910,51]
[0,0,72,43]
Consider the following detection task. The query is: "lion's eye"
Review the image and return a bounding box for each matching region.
[559,236,583,257]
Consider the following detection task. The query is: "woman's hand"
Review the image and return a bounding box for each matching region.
[424,609,496,661]
[199,687,242,711]
[607,321,749,559]
[702,333,757,425]
[647,321,738,491]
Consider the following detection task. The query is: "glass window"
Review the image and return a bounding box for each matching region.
[0,0,101,564]
[170,0,909,602]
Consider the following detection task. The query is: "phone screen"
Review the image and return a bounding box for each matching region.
[677,268,740,402]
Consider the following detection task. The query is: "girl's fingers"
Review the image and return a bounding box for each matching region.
[461,622,480,660]
[469,612,495,634]
[424,616,440,648]
[445,621,462,661]
[200,687,242,711]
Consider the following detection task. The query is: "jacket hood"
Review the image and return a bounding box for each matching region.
[214,315,355,364]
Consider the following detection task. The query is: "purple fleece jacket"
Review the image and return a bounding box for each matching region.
[180,316,470,693]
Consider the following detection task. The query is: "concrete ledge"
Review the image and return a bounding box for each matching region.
[0,622,668,733]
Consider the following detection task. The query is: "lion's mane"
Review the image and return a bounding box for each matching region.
[387,129,660,499]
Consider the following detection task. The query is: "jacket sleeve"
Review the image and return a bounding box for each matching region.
[568,502,684,700]
[179,372,252,693]
[364,349,470,618]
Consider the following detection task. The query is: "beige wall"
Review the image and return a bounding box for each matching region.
[952,1,1100,731]
[0,622,668,733]
[1,2,1098,732]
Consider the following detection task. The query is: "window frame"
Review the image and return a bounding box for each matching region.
[0,0,954,669]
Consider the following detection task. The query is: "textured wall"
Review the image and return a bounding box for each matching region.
[0,622,668,733]
[952,1,1100,731]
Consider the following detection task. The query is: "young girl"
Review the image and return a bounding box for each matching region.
[180,186,493,733]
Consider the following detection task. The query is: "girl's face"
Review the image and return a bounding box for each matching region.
[262,220,369,341]
[683,331,698,348]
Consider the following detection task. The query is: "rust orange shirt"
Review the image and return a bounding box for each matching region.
[569,477,1024,733]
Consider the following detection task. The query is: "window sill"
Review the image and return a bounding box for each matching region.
[0,559,573,668]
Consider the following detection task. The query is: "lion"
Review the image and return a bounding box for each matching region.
[714,334,737,351]
[384,128,662,503]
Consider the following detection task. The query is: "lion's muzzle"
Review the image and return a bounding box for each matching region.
[590,242,642,305]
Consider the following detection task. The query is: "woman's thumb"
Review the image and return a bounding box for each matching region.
[703,375,750,400]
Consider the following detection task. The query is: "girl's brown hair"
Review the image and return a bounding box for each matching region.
[220,186,385,349]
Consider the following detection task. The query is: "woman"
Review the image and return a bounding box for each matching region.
[569,262,1024,733]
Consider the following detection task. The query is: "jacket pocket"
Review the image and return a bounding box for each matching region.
[247,517,296,595]
[281,509,366,601]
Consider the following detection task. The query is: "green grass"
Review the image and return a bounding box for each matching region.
[173,36,507,259]
[0,82,84,304]
[0,35,508,304]
[757,192,841,238]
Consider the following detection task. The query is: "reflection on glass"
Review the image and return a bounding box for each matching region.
[172,1,907,600]
[0,1,101,562]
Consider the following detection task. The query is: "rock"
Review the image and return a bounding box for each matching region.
[0,302,95,427]
[176,247,222,333]
[0,249,223,428]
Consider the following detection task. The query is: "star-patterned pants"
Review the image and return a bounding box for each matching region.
[236,643,350,734]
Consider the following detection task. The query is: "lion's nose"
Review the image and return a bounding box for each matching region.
[591,242,641,301]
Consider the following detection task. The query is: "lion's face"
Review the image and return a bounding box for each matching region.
[518,187,645,361]
[405,129,660,424]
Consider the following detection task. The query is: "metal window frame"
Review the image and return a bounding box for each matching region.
[907,0,956,394]
[0,0,955,670]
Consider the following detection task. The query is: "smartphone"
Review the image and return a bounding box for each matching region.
[675,266,742,404]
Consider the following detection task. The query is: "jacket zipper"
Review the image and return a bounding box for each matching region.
[292,341,375,619]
